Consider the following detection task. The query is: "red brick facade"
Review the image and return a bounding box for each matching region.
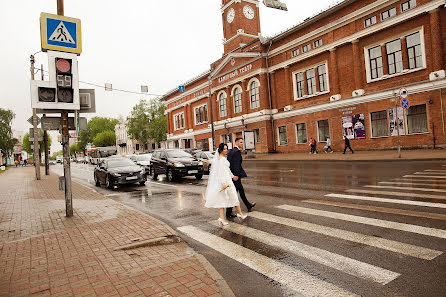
[162,0,446,153]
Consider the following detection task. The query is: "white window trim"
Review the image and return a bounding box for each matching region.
[231,84,243,96]
[364,27,426,83]
[292,61,330,101]
[316,119,329,143]
[277,126,288,146]
[292,48,299,57]
[302,43,311,53]
[380,7,396,22]
[231,85,243,114]
[405,103,429,135]
[194,103,209,126]
[295,123,308,144]
[217,90,228,118]
[369,110,390,139]
[314,39,323,48]
[401,0,417,12]
[364,15,377,28]
[247,78,261,109]
[173,112,185,131]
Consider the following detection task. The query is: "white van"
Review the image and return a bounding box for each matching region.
[56,155,63,164]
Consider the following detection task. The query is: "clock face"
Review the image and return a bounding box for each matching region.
[227,8,235,23]
[243,5,255,20]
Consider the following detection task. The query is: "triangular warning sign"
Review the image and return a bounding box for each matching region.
[49,21,75,44]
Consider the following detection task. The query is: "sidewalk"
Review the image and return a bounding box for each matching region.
[0,167,233,297]
[248,148,446,162]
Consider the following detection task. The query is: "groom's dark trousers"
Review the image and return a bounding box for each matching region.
[226,147,250,217]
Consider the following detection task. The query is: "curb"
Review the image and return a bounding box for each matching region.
[245,157,446,163]
[71,176,236,297]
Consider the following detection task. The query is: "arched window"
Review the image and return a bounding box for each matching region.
[249,81,260,109]
[219,92,227,117]
[233,87,242,114]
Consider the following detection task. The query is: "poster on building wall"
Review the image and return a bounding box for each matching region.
[352,114,366,139]
[342,116,355,139]
[389,107,406,136]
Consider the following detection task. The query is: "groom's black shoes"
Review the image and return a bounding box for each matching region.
[227,213,237,218]
[248,202,256,212]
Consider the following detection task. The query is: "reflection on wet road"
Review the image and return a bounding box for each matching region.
[51,160,446,297]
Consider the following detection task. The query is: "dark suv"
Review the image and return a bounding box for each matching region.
[149,149,204,182]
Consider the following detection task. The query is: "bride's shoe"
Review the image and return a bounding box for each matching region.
[218,218,229,226]
[237,213,247,220]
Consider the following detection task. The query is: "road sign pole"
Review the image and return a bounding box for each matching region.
[395,95,401,159]
[30,55,41,180]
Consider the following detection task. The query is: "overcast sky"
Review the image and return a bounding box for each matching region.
[0,0,338,153]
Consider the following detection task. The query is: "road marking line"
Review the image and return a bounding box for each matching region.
[208,221,400,285]
[346,189,446,200]
[395,177,446,183]
[326,193,446,209]
[177,225,358,297]
[424,170,446,172]
[404,175,446,179]
[248,212,441,260]
[379,181,446,188]
[365,185,446,193]
[306,199,446,221]
[147,181,178,188]
[414,172,446,175]
[277,205,446,239]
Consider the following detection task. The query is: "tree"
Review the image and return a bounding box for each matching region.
[93,131,116,147]
[0,108,15,156]
[22,131,52,155]
[51,150,63,160]
[78,117,119,150]
[70,144,81,157]
[127,98,167,149]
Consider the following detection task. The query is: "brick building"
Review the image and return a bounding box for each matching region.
[162,0,446,153]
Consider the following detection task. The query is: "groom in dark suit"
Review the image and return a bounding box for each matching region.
[226,137,256,218]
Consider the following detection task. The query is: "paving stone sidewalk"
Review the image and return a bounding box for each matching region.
[0,167,233,297]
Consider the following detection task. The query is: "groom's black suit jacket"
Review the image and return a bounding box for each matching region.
[227,147,247,178]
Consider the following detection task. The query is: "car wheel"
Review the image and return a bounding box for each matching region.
[151,167,158,180]
[139,181,146,186]
[94,173,100,186]
[166,168,175,182]
[195,174,203,180]
[106,175,113,189]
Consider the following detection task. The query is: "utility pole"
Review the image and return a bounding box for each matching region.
[394,95,401,158]
[41,64,50,176]
[30,55,41,180]
[57,0,73,216]
[208,76,215,151]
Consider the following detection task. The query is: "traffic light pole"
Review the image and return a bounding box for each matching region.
[57,0,73,217]
[30,55,41,180]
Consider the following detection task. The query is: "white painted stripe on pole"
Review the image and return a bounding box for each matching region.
[177,225,358,297]
[346,189,446,200]
[365,185,446,193]
[404,175,446,179]
[209,221,400,285]
[248,212,441,260]
[277,205,446,239]
[326,193,446,209]
[379,181,446,187]
[414,172,446,175]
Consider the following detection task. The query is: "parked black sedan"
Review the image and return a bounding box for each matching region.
[94,157,146,189]
[149,149,204,182]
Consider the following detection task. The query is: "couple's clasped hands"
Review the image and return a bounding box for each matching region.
[221,176,238,191]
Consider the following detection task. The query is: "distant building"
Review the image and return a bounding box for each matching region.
[115,122,156,156]
[162,0,446,152]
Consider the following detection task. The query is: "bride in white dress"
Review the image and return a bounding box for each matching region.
[205,143,247,226]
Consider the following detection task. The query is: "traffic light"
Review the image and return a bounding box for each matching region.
[56,57,73,103]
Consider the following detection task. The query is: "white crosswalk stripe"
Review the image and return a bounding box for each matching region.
[424,169,446,172]
[365,185,446,193]
[248,211,441,260]
[414,172,446,175]
[208,221,400,285]
[276,205,446,239]
[379,181,446,187]
[404,175,446,179]
[394,178,446,183]
[326,193,446,209]
[345,189,446,200]
[178,225,359,297]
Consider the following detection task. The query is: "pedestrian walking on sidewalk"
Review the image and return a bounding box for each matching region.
[226,138,256,218]
[343,136,354,154]
[324,138,333,153]
[204,143,247,226]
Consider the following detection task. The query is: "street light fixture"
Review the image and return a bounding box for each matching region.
[263,0,288,11]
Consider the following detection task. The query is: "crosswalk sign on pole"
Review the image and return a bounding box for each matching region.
[40,13,82,54]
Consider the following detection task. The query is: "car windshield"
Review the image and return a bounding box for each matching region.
[205,152,215,158]
[107,158,136,168]
[135,154,151,161]
[167,150,193,158]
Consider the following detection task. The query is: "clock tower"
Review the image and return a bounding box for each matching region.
[221,0,261,54]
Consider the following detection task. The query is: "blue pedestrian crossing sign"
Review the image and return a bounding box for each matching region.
[401,98,410,110]
[40,13,82,54]
[179,85,186,92]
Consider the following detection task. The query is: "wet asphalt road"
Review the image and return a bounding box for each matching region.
[51,160,446,297]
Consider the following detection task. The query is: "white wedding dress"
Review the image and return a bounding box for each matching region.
[205,155,240,208]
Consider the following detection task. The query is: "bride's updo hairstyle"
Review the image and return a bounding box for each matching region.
[218,143,227,154]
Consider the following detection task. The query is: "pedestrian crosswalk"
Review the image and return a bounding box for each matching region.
[178,164,446,296]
